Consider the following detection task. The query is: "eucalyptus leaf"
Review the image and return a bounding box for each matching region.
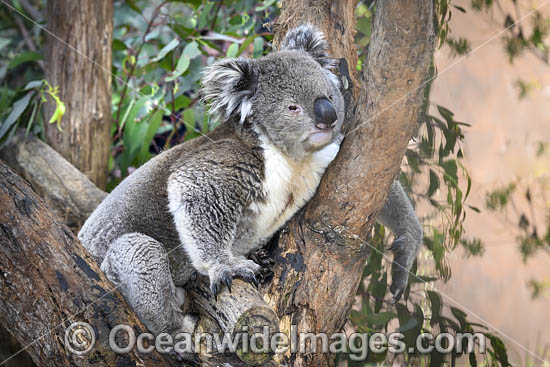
[0,37,11,52]
[151,39,180,62]
[428,169,440,197]
[166,55,190,82]
[226,43,239,58]
[365,311,396,326]
[8,51,43,69]
[255,0,276,12]
[183,41,202,59]
[24,80,43,90]
[0,91,34,139]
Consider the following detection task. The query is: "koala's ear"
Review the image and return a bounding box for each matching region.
[280,24,335,69]
[201,58,256,124]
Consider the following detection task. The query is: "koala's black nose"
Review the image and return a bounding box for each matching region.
[314,98,338,130]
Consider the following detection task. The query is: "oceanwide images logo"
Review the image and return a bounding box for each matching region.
[65,322,486,360]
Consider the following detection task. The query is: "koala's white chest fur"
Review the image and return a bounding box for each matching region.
[245,139,340,249]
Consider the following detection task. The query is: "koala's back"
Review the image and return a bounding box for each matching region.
[78,123,235,264]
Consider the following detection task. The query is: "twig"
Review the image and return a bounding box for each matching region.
[115,1,169,136]
[14,0,42,22]
[12,14,45,70]
[210,0,225,30]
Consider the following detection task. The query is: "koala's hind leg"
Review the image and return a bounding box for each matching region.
[100,233,197,340]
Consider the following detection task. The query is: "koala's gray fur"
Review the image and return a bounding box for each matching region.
[79,25,422,361]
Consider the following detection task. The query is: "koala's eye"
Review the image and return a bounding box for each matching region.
[288,104,300,111]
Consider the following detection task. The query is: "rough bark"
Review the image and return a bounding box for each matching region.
[189,278,280,367]
[265,1,436,366]
[0,131,107,231]
[44,0,113,190]
[0,161,178,367]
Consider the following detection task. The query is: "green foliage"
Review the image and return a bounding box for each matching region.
[471,0,494,12]
[0,2,53,144]
[470,4,550,64]
[484,174,550,266]
[0,80,66,145]
[355,1,373,59]
[446,36,472,57]
[527,279,550,300]
[107,0,278,189]
[514,79,539,100]
[485,184,516,211]
[446,1,550,305]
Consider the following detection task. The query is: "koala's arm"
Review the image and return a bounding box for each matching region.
[167,144,263,296]
[378,180,423,302]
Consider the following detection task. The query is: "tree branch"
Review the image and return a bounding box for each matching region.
[0,161,176,367]
[0,131,107,231]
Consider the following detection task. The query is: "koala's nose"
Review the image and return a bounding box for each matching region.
[314,98,338,130]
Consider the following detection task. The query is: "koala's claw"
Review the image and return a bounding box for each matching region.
[222,274,233,293]
[237,271,259,288]
[258,267,274,283]
[249,248,275,267]
[208,258,261,298]
[233,260,261,289]
[209,267,232,299]
[390,281,406,304]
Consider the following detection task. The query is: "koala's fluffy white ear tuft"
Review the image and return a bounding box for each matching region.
[280,24,336,69]
[201,58,256,124]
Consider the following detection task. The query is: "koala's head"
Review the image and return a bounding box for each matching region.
[201,25,344,159]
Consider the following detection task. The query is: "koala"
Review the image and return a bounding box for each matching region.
[78,24,422,358]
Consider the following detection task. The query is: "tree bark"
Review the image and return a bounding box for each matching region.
[265,1,436,366]
[44,0,113,190]
[0,131,107,232]
[0,161,177,367]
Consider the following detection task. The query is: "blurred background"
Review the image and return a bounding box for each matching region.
[430,0,550,365]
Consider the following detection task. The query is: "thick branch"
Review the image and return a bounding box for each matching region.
[0,161,175,367]
[0,131,107,231]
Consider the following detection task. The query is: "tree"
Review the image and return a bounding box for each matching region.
[43,0,113,190]
[262,1,434,366]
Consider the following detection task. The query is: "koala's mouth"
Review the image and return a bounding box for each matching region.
[308,130,332,147]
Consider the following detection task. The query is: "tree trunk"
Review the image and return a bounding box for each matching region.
[264,1,436,366]
[44,0,113,190]
[0,161,177,367]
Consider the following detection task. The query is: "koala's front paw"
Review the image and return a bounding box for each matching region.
[208,258,261,298]
[388,237,416,304]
